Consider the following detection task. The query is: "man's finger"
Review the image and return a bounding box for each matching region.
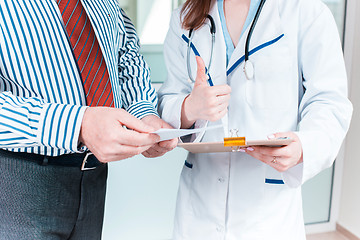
[142,146,166,158]
[115,128,160,146]
[118,110,156,133]
[97,144,153,163]
[159,138,178,150]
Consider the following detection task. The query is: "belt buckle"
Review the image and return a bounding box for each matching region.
[81,152,96,171]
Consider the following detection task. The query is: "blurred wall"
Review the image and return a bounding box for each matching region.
[338,0,360,237]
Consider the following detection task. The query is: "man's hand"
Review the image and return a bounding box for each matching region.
[79,107,160,163]
[141,115,178,158]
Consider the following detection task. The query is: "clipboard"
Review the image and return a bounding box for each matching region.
[178,138,292,153]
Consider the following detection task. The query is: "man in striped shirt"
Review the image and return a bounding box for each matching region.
[0,0,177,239]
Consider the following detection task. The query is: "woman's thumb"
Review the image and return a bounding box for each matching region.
[195,56,208,86]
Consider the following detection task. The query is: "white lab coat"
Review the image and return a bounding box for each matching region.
[158,0,353,239]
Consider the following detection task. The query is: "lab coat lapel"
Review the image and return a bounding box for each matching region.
[208,3,230,137]
[227,0,284,72]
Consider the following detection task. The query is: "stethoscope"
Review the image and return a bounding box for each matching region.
[186,0,267,82]
[186,15,216,84]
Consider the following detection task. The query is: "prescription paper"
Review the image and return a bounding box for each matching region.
[153,125,222,141]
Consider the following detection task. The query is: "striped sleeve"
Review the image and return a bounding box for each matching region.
[118,9,159,119]
[0,91,87,152]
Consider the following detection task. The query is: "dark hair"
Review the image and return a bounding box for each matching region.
[181,0,212,30]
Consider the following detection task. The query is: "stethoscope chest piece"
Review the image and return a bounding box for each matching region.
[244,60,254,80]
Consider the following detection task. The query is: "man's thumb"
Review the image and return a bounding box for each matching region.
[195,56,208,86]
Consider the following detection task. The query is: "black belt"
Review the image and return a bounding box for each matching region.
[0,149,102,171]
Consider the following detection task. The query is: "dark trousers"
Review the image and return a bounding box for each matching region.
[0,150,108,240]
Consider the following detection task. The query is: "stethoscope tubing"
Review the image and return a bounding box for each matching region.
[186,0,266,82]
[245,0,266,62]
[187,15,216,83]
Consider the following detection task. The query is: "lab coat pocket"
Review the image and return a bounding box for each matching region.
[259,166,287,223]
[262,166,288,213]
[259,166,302,237]
[184,160,193,169]
[265,166,284,185]
[174,160,195,234]
[180,160,194,187]
[265,178,285,185]
[245,45,294,110]
[178,160,195,210]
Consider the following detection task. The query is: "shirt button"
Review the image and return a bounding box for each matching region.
[218,177,225,183]
[216,226,224,232]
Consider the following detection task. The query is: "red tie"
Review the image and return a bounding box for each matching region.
[57,0,114,107]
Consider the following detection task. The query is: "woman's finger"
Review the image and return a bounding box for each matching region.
[216,94,231,105]
[250,146,290,158]
[194,56,208,86]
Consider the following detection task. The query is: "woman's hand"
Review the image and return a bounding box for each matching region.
[181,56,231,129]
[245,132,303,172]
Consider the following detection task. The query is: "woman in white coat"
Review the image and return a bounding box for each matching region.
[158,0,352,239]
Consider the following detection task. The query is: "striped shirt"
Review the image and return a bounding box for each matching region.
[0,0,158,156]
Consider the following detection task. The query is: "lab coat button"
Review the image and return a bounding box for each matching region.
[216,226,224,232]
[218,177,225,183]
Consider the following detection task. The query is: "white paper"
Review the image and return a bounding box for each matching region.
[153,125,222,141]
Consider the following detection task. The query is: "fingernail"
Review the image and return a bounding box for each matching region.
[239,149,246,153]
[268,134,275,139]
[247,147,254,151]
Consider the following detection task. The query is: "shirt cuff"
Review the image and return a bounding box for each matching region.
[159,94,188,129]
[126,100,159,119]
[190,119,208,142]
[282,131,333,188]
[38,103,88,152]
[282,163,304,188]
